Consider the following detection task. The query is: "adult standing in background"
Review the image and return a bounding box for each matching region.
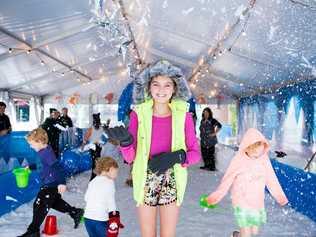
[41,108,61,158]
[199,107,222,171]
[0,101,12,136]
[59,107,74,151]
[59,107,73,128]
[82,113,104,181]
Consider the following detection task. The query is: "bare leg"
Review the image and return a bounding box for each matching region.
[240,227,252,237]
[137,204,157,237]
[251,226,259,236]
[159,202,180,237]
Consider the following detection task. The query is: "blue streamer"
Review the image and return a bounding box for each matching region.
[117,82,134,122]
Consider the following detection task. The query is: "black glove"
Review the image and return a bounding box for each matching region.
[275,150,287,158]
[148,149,186,175]
[105,125,133,147]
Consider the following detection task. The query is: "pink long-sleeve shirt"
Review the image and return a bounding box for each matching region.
[207,128,288,210]
[120,111,200,167]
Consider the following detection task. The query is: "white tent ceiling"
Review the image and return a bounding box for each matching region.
[0,0,315,101]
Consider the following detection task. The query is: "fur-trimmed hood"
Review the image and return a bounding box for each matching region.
[133,60,191,104]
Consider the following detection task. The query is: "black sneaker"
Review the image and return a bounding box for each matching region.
[71,208,84,229]
[17,230,40,237]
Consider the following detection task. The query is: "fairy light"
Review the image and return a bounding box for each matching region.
[190,82,197,89]
[188,0,257,87]
[100,76,107,82]
[210,90,217,97]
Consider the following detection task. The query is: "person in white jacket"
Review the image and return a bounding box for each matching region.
[84,157,122,237]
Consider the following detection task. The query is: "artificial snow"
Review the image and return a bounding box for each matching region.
[0,147,315,237]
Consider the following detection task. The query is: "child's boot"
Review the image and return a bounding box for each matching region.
[70,208,84,228]
[17,230,40,237]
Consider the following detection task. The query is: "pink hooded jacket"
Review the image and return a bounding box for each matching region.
[207,128,288,210]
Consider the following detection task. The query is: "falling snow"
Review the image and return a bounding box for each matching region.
[1,148,315,237]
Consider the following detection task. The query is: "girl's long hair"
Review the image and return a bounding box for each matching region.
[201,107,213,121]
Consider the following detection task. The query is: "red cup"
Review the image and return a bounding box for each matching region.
[42,215,58,235]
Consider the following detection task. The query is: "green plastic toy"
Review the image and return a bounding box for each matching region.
[13,167,31,188]
[199,194,217,209]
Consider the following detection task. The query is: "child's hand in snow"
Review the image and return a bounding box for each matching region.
[58,184,67,194]
[206,195,217,205]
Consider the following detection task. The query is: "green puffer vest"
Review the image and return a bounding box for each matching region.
[132,99,188,206]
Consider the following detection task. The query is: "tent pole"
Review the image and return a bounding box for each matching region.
[0,26,93,82]
[116,0,142,62]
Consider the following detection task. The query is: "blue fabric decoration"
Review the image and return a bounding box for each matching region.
[60,149,91,176]
[187,97,196,114]
[117,82,134,122]
[238,80,316,144]
[271,159,316,222]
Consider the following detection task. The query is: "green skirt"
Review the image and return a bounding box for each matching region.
[234,206,267,228]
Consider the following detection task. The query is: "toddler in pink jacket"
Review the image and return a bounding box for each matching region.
[207,128,288,237]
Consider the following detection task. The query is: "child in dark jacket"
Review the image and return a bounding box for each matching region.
[17,128,83,237]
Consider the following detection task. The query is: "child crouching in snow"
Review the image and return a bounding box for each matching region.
[84,157,124,237]
[18,128,83,237]
[206,128,288,237]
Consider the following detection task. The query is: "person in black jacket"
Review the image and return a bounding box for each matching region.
[0,101,11,136]
[59,107,73,128]
[199,107,222,171]
[41,108,61,158]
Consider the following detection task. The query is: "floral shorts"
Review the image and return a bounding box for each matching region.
[234,206,267,228]
[143,168,177,206]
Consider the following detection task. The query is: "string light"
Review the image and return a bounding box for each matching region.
[188,0,257,89]
[190,83,196,89]
[210,90,217,97]
[2,40,92,85]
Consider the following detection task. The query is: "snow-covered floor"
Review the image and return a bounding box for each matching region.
[0,147,315,237]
